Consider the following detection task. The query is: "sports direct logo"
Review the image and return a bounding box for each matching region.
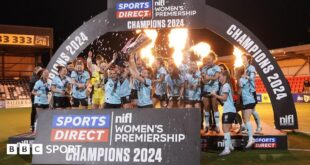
[254,138,277,149]
[116,1,152,19]
[51,115,110,142]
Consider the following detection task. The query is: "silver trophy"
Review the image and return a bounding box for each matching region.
[124,33,152,54]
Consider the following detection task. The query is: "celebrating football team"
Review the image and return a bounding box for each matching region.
[31,44,262,156]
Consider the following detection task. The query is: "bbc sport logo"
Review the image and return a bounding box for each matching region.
[116,1,153,19]
[7,144,43,155]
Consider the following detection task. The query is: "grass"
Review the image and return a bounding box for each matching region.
[0,104,310,164]
[201,150,310,165]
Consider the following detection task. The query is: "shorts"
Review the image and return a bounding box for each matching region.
[130,90,138,100]
[222,112,236,124]
[252,91,258,105]
[242,103,256,110]
[34,104,49,109]
[138,104,154,108]
[201,92,212,98]
[72,97,88,107]
[53,96,71,109]
[184,98,201,105]
[104,102,121,109]
[92,97,104,105]
[121,95,132,105]
[153,94,167,101]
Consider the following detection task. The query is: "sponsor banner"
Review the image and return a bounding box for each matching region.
[303,94,310,103]
[32,109,201,164]
[0,100,5,108]
[46,0,298,129]
[256,93,262,103]
[293,93,310,103]
[111,0,200,30]
[254,137,277,149]
[5,99,32,109]
[261,93,271,103]
[201,135,287,151]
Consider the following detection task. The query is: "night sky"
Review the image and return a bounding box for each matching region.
[0,0,309,57]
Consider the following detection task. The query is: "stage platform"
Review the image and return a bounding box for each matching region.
[201,122,288,151]
[8,132,35,145]
[8,122,287,151]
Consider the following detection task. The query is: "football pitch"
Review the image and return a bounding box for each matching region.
[0,103,310,164]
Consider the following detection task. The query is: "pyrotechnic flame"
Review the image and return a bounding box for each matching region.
[233,47,244,68]
[168,28,188,67]
[138,29,158,66]
[191,42,211,66]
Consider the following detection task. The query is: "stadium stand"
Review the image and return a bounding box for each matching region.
[255,76,310,93]
[0,79,31,100]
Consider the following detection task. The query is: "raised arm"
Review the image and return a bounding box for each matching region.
[86,51,95,73]
[128,53,145,83]
[103,53,118,75]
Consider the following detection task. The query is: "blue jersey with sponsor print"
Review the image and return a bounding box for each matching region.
[185,71,201,101]
[120,78,131,97]
[155,67,167,96]
[52,76,71,97]
[165,74,185,97]
[240,77,256,105]
[179,63,189,77]
[137,79,153,106]
[71,70,90,99]
[220,83,236,113]
[246,65,256,92]
[201,65,221,93]
[105,78,121,104]
[33,79,50,105]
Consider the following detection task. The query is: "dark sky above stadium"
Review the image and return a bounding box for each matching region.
[0,0,309,56]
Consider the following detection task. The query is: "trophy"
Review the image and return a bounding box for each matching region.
[115,33,152,67]
[123,33,152,54]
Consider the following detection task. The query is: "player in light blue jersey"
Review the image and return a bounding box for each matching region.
[166,64,184,108]
[32,69,51,132]
[103,67,121,109]
[179,58,190,77]
[236,66,256,149]
[211,70,236,156]
[184,61,201,109]
[51,66,71,109]
[242,54,262,133]
[119,62,132,109]
[129,51,153,108]
[71,60,90,109]
[152,58,167,108]
[32,69,50,111]
[130,55,144,108]
[201,53,221,133]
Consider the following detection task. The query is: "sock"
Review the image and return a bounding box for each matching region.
[214,112,220,127]
[245,121,253,140]
[224,132,231,151]
[34,120,37,132]
[205,111,210,127]
[252,110,261,128]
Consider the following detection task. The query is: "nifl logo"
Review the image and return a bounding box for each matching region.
[280,115,294,126]
[155,0,165,6]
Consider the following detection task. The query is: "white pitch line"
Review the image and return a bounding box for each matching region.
[289,148,310,152]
